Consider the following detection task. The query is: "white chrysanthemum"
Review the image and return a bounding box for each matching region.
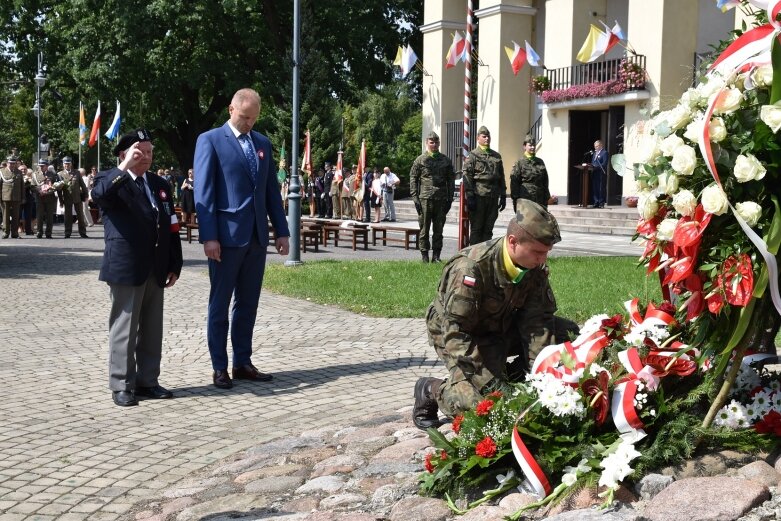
[752,389,773,415]
[733,364,762,394]
[771,391,781,412]
[581,314,610,336]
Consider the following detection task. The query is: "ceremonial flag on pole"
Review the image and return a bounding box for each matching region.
[446,32,467,69]
[358,139,366,176]
[400,45,418,77]
[336,149,343,173]
[105,100,121,140]
[504,41,527,75]
[576,24,606,63]
[301,129,312,174]
[611,21,625,41]
[393,46,403,67]
[78,102,87,146]
[88,101,101,147]
[599,21,621,54]
[525,40,542,67]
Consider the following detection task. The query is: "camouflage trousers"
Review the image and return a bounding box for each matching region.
[417,198,448,252]
[469,195,499,245]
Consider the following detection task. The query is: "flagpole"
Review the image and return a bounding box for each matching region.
[459,0,474,250]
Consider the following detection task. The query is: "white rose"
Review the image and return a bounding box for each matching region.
[708,117,727,142]
[657,172,679,195]
[712,87,743,115]
[635,134,662,165]
[660,134,685,157]
[656,218,679,241]
[753,64,774,87]
[733,153,766,183]
[671,145,697,176]
[680,88,704,109]
[665,104,692,131]
[672,189,697,217]
[683,117,704,144]
[760,104,781,133]
[736,201,762,226]
[697,74,726,99]
[638,193,660,220]
[701,184,729,215]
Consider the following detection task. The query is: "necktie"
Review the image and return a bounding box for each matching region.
[135,176,152,208]
[239,134,258,178]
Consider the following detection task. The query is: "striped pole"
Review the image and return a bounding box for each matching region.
[458,0,474,250]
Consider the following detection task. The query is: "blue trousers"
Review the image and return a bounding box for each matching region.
[206,234,267,370]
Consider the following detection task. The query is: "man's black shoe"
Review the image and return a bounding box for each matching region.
[413,377,442,430]
[80,233,89,238]
[136,385,173,399]
[421,251,430,263]
[112,390,138,407]
[213,370,233,389]
[233,363,274,382]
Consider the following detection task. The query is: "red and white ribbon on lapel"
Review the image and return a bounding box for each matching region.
[511,425,552,498]
[700,0,781,316]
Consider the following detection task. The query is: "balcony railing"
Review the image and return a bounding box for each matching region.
[543,54,647,93]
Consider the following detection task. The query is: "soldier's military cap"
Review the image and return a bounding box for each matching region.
[113,129,152,156]
[426,131,439,141]
[38,158,48,165]
[7,155,18,162]
[477,126,490,136]
[523,134,536,146]
[512,199,561,246]
[62,156,73,163]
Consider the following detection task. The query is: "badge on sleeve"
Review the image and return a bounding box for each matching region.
[463,275,476,287]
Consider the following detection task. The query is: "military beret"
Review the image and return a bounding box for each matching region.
[7,155,18,162]
[477,126,490,136]
[62,156,72,163]
[512,199,561,246]
[38,158,48,165]
[113,129,152,157]
[426,131,439,141]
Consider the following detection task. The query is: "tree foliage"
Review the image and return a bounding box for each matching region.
[0,0,422,172]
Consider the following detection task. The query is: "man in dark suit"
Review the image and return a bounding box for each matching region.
[591,139,609,209]
[194,88,290,390]
[92,129,183,406]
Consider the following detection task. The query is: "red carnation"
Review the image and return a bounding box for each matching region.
[475,436,497,458]
[452,414,464,434]
[475,399,495,417]
[424,452,435,473]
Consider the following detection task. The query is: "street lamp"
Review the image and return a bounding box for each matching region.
[32,53,46,165]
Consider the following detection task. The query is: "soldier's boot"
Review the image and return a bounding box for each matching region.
[432,250,442,263]
[413,377,443,430]
[421,251,430,263]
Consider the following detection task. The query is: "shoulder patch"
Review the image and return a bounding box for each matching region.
[463,275,476,287]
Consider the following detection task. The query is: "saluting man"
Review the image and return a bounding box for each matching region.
[0,155,24,239]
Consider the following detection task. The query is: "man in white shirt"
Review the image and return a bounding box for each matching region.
[380,166,400,222]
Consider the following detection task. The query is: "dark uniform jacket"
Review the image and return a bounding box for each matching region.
[426,237,556,389]
[92,168,183,287]
[510,155,550,208]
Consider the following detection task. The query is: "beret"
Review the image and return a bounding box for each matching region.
[113,129,152,156]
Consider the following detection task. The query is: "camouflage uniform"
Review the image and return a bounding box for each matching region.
[31,165,58,238]
[463,145,505,245]
[413,200,579,425]
[510,155,550,210]
[409,151,455,256]
[57,162,89,238]
[0,160,24,238]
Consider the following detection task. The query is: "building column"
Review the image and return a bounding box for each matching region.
[474,1,537,178]
[421,0,471,160]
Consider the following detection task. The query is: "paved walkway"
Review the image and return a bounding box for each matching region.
[0,221,641,520]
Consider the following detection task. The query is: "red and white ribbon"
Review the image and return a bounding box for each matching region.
[511,425,552,498]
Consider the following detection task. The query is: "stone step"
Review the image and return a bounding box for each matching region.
[391,200,639,236]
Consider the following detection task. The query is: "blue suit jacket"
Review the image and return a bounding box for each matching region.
[592,149,608,174]
[92,169,183,287]
[194,123,289,247]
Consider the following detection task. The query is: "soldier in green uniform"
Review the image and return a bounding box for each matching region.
[409,131,455,263]
[31,159,57,238]
[0,155,24,239]
[412,199,579,429]
[463,126,506,245]
[510,136,550,210]
[57,157,89,238]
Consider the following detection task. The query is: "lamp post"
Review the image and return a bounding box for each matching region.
[285,0,302,266]
[32,53,46,165]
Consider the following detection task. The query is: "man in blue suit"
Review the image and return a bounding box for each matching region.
[590,139,608,209]
[194,88,290,389]
[92,129,183,406]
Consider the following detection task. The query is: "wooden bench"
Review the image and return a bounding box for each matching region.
[323,224,369,250]
[301,225,320,252]
[371,224,419,250]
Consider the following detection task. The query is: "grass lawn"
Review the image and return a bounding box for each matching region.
[263,256,663,324]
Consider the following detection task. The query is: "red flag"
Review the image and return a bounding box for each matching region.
[337,150,343,172]
[88,101,101,148]
[358,139,366,176]
[301,129,312,173]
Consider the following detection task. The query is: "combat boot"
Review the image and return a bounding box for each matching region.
[421,251,430,263]
[413,377,443,430]
[432,250,442,263]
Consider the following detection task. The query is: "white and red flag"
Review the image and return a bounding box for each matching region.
[446,31,467,69]
[88,101,101,148]
[504,41,527,75]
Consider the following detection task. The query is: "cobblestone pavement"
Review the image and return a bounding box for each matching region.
[0,221,641,520]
